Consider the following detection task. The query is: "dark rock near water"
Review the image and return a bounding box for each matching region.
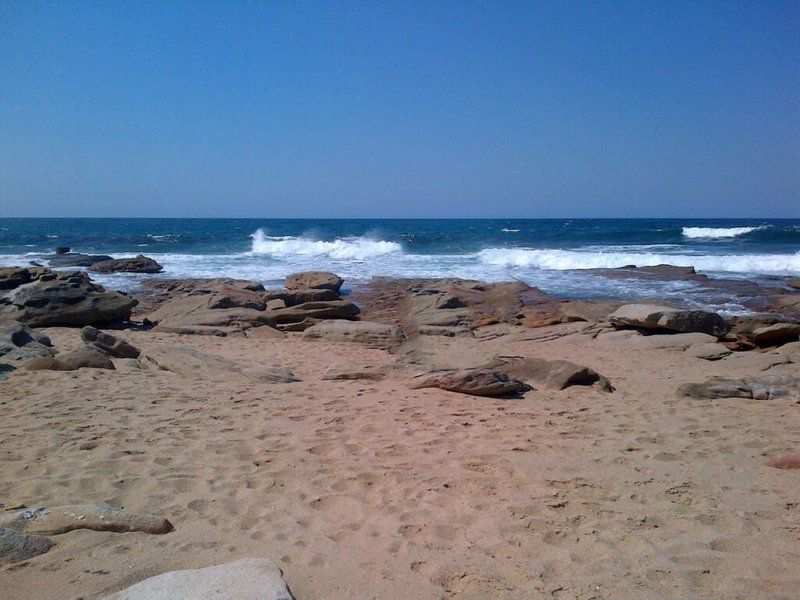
[81,326,140,358]
[90,254,163,274]
[610,303,731,337]
[0,527,53,564]
[54,246,70,255]
[48,253,113,267]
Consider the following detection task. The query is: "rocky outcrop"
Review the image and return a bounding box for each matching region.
[285,271,343,293]
[410,369,529,397]
[678,374,800,400]
[0,267,36,290]
[0,270,137,327]
[498,357,614,392]
[105,558,294,600]
[0,322,55,365]
[90,254,163,274]
[302,320,404,349]
[751,323,800,347]
[594,330,717,350]
[685,342,732,361]
[0,505,173,536]
[0,527,53,564]
[48,253,113,267]
[263,288,340,306]
[610,304,731,337]
[267,301,360,325]
[23,347,115,371]
[146,296,272,331]
[81,326,140,358]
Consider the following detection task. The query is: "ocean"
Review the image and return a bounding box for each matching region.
[1,218,798,313]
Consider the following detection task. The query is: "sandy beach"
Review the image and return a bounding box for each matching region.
[1,267,799,599]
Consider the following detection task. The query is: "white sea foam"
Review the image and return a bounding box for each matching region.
[250,229,403,261]
[477,247,800,274]
[682,226,764,239]
[501,228,520,233]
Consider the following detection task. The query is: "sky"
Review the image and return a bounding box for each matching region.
[1,1,798,218]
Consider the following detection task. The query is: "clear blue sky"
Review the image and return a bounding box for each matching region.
[1,1,798,218]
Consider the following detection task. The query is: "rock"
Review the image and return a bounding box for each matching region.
[302,320,405,349]
[267,300,360,325]
[265,298,286,310]
[0,505,173,535]
[410,369,529,397]
[152,324,247,337]
[686,343,732,361]
[1,271,137,327]
[751,323,800,347]
[393,336,504,371]
[54,246,71,255]
[263,288,340,306]
[244,325,285,339]
[765,455,800,470]
[0,321,55,364]
[285,271,343,293]
[322,364,391,381]
[274,318,321,332]
[147,296,272,330]
[104,558,294,600]
[48,253,114,267]
[113,358,141,372]
[678,374,800,400]
[777,341,800,363]
[718,351,790,371]
[610,303,731,337]
[787,278,800,291]
[239,366,299,383]
[90,254,163,274]
[595,330,716,350]
[0,267,33,290]
[81,326,140,358]
[24,347,115,371]
[0,527,53,564]
[498,357,614,392]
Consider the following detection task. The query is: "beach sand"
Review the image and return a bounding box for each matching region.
[1,324,798,599]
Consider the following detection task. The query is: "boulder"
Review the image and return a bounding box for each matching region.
[0,505,173,536]
[302,320,405,349]
[610,303,731,337]
[48,253,114,267]
[267,301,361,325]
[285,271,343,293]
[410,369,529,397]
[0,267,33,290]
[263,288,340,306]
[104,558,294,600]
[498,357,614,392]
[24,347,115,371]
[1,271,137,327]
[0,321,55,364]
[594,330,716,350]
[0,527,53,564]
[678,374,800,400]
[765,455,800,470]
[751,323,800,347]
[777,341,800,363]
[54,246,71,255]
[686,343,732,361]
[322,364,392,381]
[81,326,140,358]
[147,296,272,330]
[90,254,163,274]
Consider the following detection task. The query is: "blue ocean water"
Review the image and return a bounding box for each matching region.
[1,218,798,312]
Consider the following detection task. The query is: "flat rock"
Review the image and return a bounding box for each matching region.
[777,341,800,363]
[718,351,790,371]
[0,505,173,535]
[263,288,340,306]
[104,558,294,600]
[751,322,800,347]
[410,369,529,397]
[24,347,115,371]
[153,324,247,337]
[244,325,285,339]
[285,271,343,293]
[48,253,113,267]
[81,326,140,358]
[267,300,360,325]
[686,342,732,361]
[498,357,614,392]
[678,374,800,400]
[322,364,391,381]
[610,303,730,337]
[302,319,405,349]
[90,254,163,274]
[595,330,716,350]
[147,296,273,330]
[0,527,53,564]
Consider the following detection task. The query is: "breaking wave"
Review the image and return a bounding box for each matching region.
[682,226,765,239]
[250,229,403,261]
[478,247,800,274]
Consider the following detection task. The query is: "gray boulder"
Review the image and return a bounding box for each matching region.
[410,369,529,397]
[678,374,800,400]
[0,321,55,364]
[81,326,140,358]
[0,527,53,564]
[499,357,614,392]
[90,254,163,274]
[610,303,730,337]
[302,319,404,349]
[104,558,294,600]
[48,253,113,267]
[285,271,343,293]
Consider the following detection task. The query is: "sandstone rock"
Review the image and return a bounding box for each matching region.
[90,254,163,274]
[267,300,360,325]
[595,330,716,350]
[0,527,53,564]
[263,288,340,306]
[1,271,137,327]
[244,325,285,339]
[104,558,294,600]
[24,347,115,371]
[610,303,730,337]
[322,364,391,381]
[393,337,504,371]
[152,324,247,337]
[302,320,405,349]
[265,298,286,310]
[678,374,800,400]
[275,318,321,332]
[48,253,113,267]
[0,267,33,290]
[147,296,272,330]
[787,278,800,291]
[410,369,529,397]
[718,351,790,371]
[0,505,173,535]
[141,277,265,297]
[777,341,800,363]
[498,357,613,392]
[765,455,800,469]
[239,366,299,383]
[751,323,800,347]
[285,271,343,293]
[81,326,140,358]
[0,321,55,364]
[686,343,732,361]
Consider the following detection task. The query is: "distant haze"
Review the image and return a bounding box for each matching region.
[1,2,798,218]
